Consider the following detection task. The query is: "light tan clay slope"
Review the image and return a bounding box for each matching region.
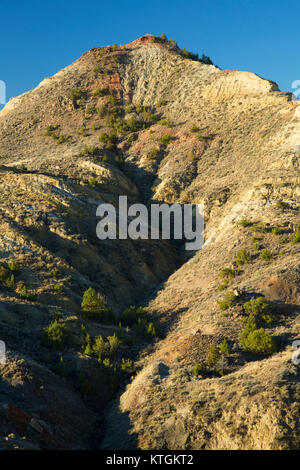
[0,35,299,450]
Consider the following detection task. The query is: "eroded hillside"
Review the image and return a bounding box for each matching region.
[0,34,299,450]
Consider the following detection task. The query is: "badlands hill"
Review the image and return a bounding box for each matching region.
[0,34,299,450]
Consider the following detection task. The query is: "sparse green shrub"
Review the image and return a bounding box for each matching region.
[160,33,168,42]
[97,104,109,118]
[84,342,93,356]
[147,147,160,160]
[206,344,221,367]
[218,282,228,291]
[125,116,143,132]
[168,39,178,48]
[105,106,158,132]
[243,297,273,326]
[44,125,58,136]
[219,339,230,356]
[157,118,172,127]
[77,124,88,136]
[89,177,97,186]
[70,87,85,102]
[236,214,247,226]
[191,362,206,376]
[119,306,146,327]
[276,200,290,210]
[141,109,159,124]
[19,285,35,300]
[200,54,213,65]
[49,268,59,279]
[93,64,102,76]
[249,222,268,233]
[5,274,15,288]
[235,248,252,265]
[272,227,283,235]
[181,48,194,59]
[53,284,63,293]
[92,87,110,97]
[0,265,9,283]
[85,106,95,117]
[115,155,124,166]
[240,328,276,356]
[219,267,240,279]
[110,105,123,119]
[135,105,144,114]
[218,291,235,310]
[43,320,69,350]
[82,287,104,312]
[120,357,133,373]
[290,229,300,244]
[132,318,157,340]
[108,117,130,133]
[79,144,101,157]
[190,124,199,133]
[54,310,62,321]
[93,333,121,360]
[81,287,114,323]
[252,241,261,251]
[0,264,15,288]
[124,103,134,114]
[44,126,52,136]
[159,133,172,146]
[57,134,70,144]
[119,306,157,340]
[102,357,112,368]
[99,131,117,150]
[180,49,213,63]
[84,334,93,356]
[260,249,272,261]
[108,95,117,106]
[196,133,207,141]
[241,297,274,349]
[8,260,18,273]
[93,335,109,360]
[107,333,121,356]
[156,100,167,108]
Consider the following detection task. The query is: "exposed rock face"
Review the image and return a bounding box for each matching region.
[0,35,299,449]
[102,352,299,450]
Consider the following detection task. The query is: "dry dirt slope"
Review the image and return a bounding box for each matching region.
[0,34,299,449]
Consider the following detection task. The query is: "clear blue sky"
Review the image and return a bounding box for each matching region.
[1,0,300,106]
